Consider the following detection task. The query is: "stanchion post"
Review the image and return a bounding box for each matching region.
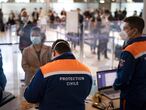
[79,22,84,62]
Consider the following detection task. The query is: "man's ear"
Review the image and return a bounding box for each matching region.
[133,28,138,35]
[51,50,55,57]
[52,50,60,58]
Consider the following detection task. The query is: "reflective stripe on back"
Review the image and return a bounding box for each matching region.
[124,41,146,59]
[40,59,91,78]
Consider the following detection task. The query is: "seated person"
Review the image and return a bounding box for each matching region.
[0,49,7,102]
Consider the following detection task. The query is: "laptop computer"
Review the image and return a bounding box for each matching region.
[97,69,120,100]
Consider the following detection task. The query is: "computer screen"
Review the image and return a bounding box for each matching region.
[97,69,117,90]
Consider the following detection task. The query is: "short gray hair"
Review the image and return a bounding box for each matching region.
[30,26,41,36]
[30,26,47,43]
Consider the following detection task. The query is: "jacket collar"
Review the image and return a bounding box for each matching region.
[52,52,76,61]
[123,35,146,49]
[30,44,50,65]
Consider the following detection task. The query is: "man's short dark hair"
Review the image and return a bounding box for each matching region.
[124,16,145,33]
[52,39,71,54]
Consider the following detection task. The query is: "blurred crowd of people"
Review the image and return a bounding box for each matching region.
[0,7,143,32]
[0,7,143,61]
[0,5,146,110]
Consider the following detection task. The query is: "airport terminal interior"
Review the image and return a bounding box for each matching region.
[0,0,146,110]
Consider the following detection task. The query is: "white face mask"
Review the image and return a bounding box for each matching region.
[31,36,42,45]
[119,31,128,40]
[21,17,28,23]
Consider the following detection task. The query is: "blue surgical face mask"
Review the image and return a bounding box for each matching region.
[31,36,42,45]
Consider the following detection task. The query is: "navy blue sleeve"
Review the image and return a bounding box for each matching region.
[24,69,46,103]
[113,51,135,90]
[0,50,7,90]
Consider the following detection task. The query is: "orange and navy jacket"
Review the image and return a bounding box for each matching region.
[113,36,146,104]
[24,52,92,110]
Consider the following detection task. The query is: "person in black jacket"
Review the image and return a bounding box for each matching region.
[32,8,39,25]
[18,11,36,52]
[0,8,4,32]
[7,12,16,28]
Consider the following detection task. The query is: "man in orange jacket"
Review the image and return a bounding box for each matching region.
[114,16,146,110]
[24,39,92,110]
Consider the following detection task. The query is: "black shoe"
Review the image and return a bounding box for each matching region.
[105,56,109,59]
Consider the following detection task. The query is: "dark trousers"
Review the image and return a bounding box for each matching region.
[97,40,108,60]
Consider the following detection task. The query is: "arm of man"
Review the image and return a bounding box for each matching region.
[24,69,46,103]
[113,51,135,90]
